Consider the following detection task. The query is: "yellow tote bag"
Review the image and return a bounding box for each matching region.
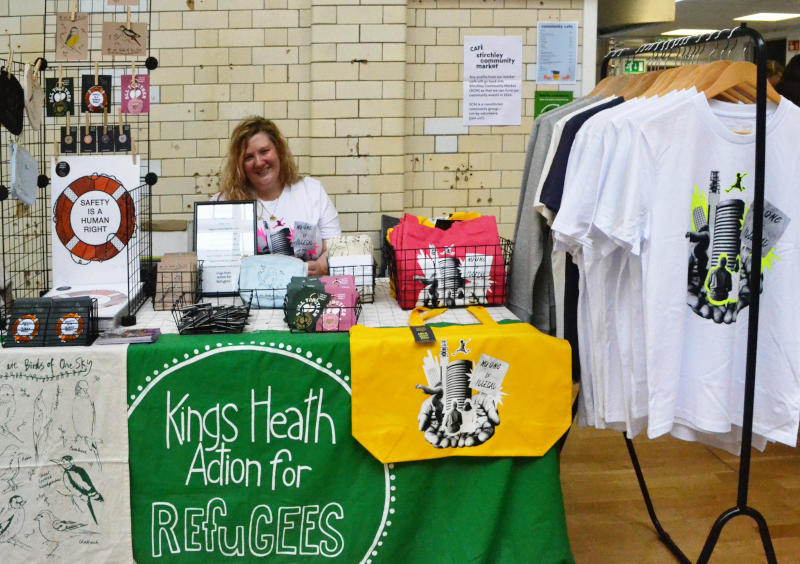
[350,307,572,463]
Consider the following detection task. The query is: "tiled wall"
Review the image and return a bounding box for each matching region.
[2,0,586,243]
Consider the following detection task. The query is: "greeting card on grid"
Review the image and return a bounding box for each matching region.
[121,74,149,114]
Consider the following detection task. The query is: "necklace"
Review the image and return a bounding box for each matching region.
[259,197,280,222]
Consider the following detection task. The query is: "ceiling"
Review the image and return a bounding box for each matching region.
[602,0,800,40]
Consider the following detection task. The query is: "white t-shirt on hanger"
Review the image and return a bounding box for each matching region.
[602,95,799,446]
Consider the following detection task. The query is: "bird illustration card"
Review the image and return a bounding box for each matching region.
[45,76,75,117]
[80,74,112,114]
[56,13,89,62]
[120,74,149,114]
[101,21,148,57]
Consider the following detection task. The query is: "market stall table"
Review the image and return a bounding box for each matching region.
[1,280,574,563]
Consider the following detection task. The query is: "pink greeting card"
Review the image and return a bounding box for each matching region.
[121,74,149,114]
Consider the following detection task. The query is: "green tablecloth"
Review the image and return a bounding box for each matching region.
[127,331,574,563]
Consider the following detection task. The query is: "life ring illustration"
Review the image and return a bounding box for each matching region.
[12,314,40,343]
[53,173,136,262]
[56,312,84,342]
[84,84,107,112]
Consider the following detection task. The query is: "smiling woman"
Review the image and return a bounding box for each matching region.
[212,117,341,276]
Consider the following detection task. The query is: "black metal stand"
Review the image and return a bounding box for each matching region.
[600,26,777,564]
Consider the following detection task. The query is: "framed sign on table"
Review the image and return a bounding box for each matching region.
[193,201,257,295]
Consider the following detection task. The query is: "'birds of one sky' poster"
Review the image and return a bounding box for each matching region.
[0,346,133,562]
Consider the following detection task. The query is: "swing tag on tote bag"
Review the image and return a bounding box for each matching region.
[409,307,445,343]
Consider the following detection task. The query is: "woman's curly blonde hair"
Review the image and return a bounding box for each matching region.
[218,117,302,201]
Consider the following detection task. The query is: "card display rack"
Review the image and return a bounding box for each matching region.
[3,296,98,348]
[40,0,157,326]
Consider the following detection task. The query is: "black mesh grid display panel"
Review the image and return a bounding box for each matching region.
[0,58,50,331]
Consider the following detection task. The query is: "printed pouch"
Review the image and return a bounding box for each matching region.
[326,234,374,257]
[10,142,38,206]
[238,254,307,309]
[23,63,44,130]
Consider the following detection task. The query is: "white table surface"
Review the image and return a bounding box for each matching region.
[128,278,518,333]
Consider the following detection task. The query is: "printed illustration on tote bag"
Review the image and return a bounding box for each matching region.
[416,337,508,449]
[413,245,496,308]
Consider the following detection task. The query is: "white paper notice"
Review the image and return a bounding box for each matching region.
[536,22,578,84]
[463,36,523,126]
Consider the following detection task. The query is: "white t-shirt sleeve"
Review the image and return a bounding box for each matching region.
[593,126,658,256]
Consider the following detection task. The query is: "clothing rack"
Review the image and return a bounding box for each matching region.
[599,25,776,564]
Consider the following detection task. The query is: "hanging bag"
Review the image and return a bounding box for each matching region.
[0,66,24,135]
[350,306,572,463]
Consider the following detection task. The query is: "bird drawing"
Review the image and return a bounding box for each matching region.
[0,445,24,493]
[0,495,30,550]
[119,25,142,46]
[71,380,100,468]
[51,455,103,525]
[64,26,80,48]
[34,509,97,557]
[0,384,22,443]
[32,386,58,465]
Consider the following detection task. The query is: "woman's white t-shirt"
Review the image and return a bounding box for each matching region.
[212,177,341,259]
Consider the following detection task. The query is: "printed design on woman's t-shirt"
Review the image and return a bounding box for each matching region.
[415,338,507,449]
[414,245,495,307]
[686,170,790,324]
[257,217,319,259]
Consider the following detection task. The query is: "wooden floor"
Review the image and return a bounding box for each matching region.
[560,424,800,563]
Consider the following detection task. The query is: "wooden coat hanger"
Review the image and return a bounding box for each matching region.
[704,61,781,103]
[618,69,663,98]
[588,74,623,97]
[643,66,685,96]
[683,60,733,93]
[657,64,700,93]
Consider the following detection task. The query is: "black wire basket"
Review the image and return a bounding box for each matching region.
[152,260,203,311]
[387,238,513,310]
[171,291,253,335]
[3,296,99,347]
[283,294,362,333]
[327,262,376,303]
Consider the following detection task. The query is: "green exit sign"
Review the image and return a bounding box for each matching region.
[624,60,646,73]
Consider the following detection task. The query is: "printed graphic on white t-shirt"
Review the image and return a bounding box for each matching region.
[685,168,791,324]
